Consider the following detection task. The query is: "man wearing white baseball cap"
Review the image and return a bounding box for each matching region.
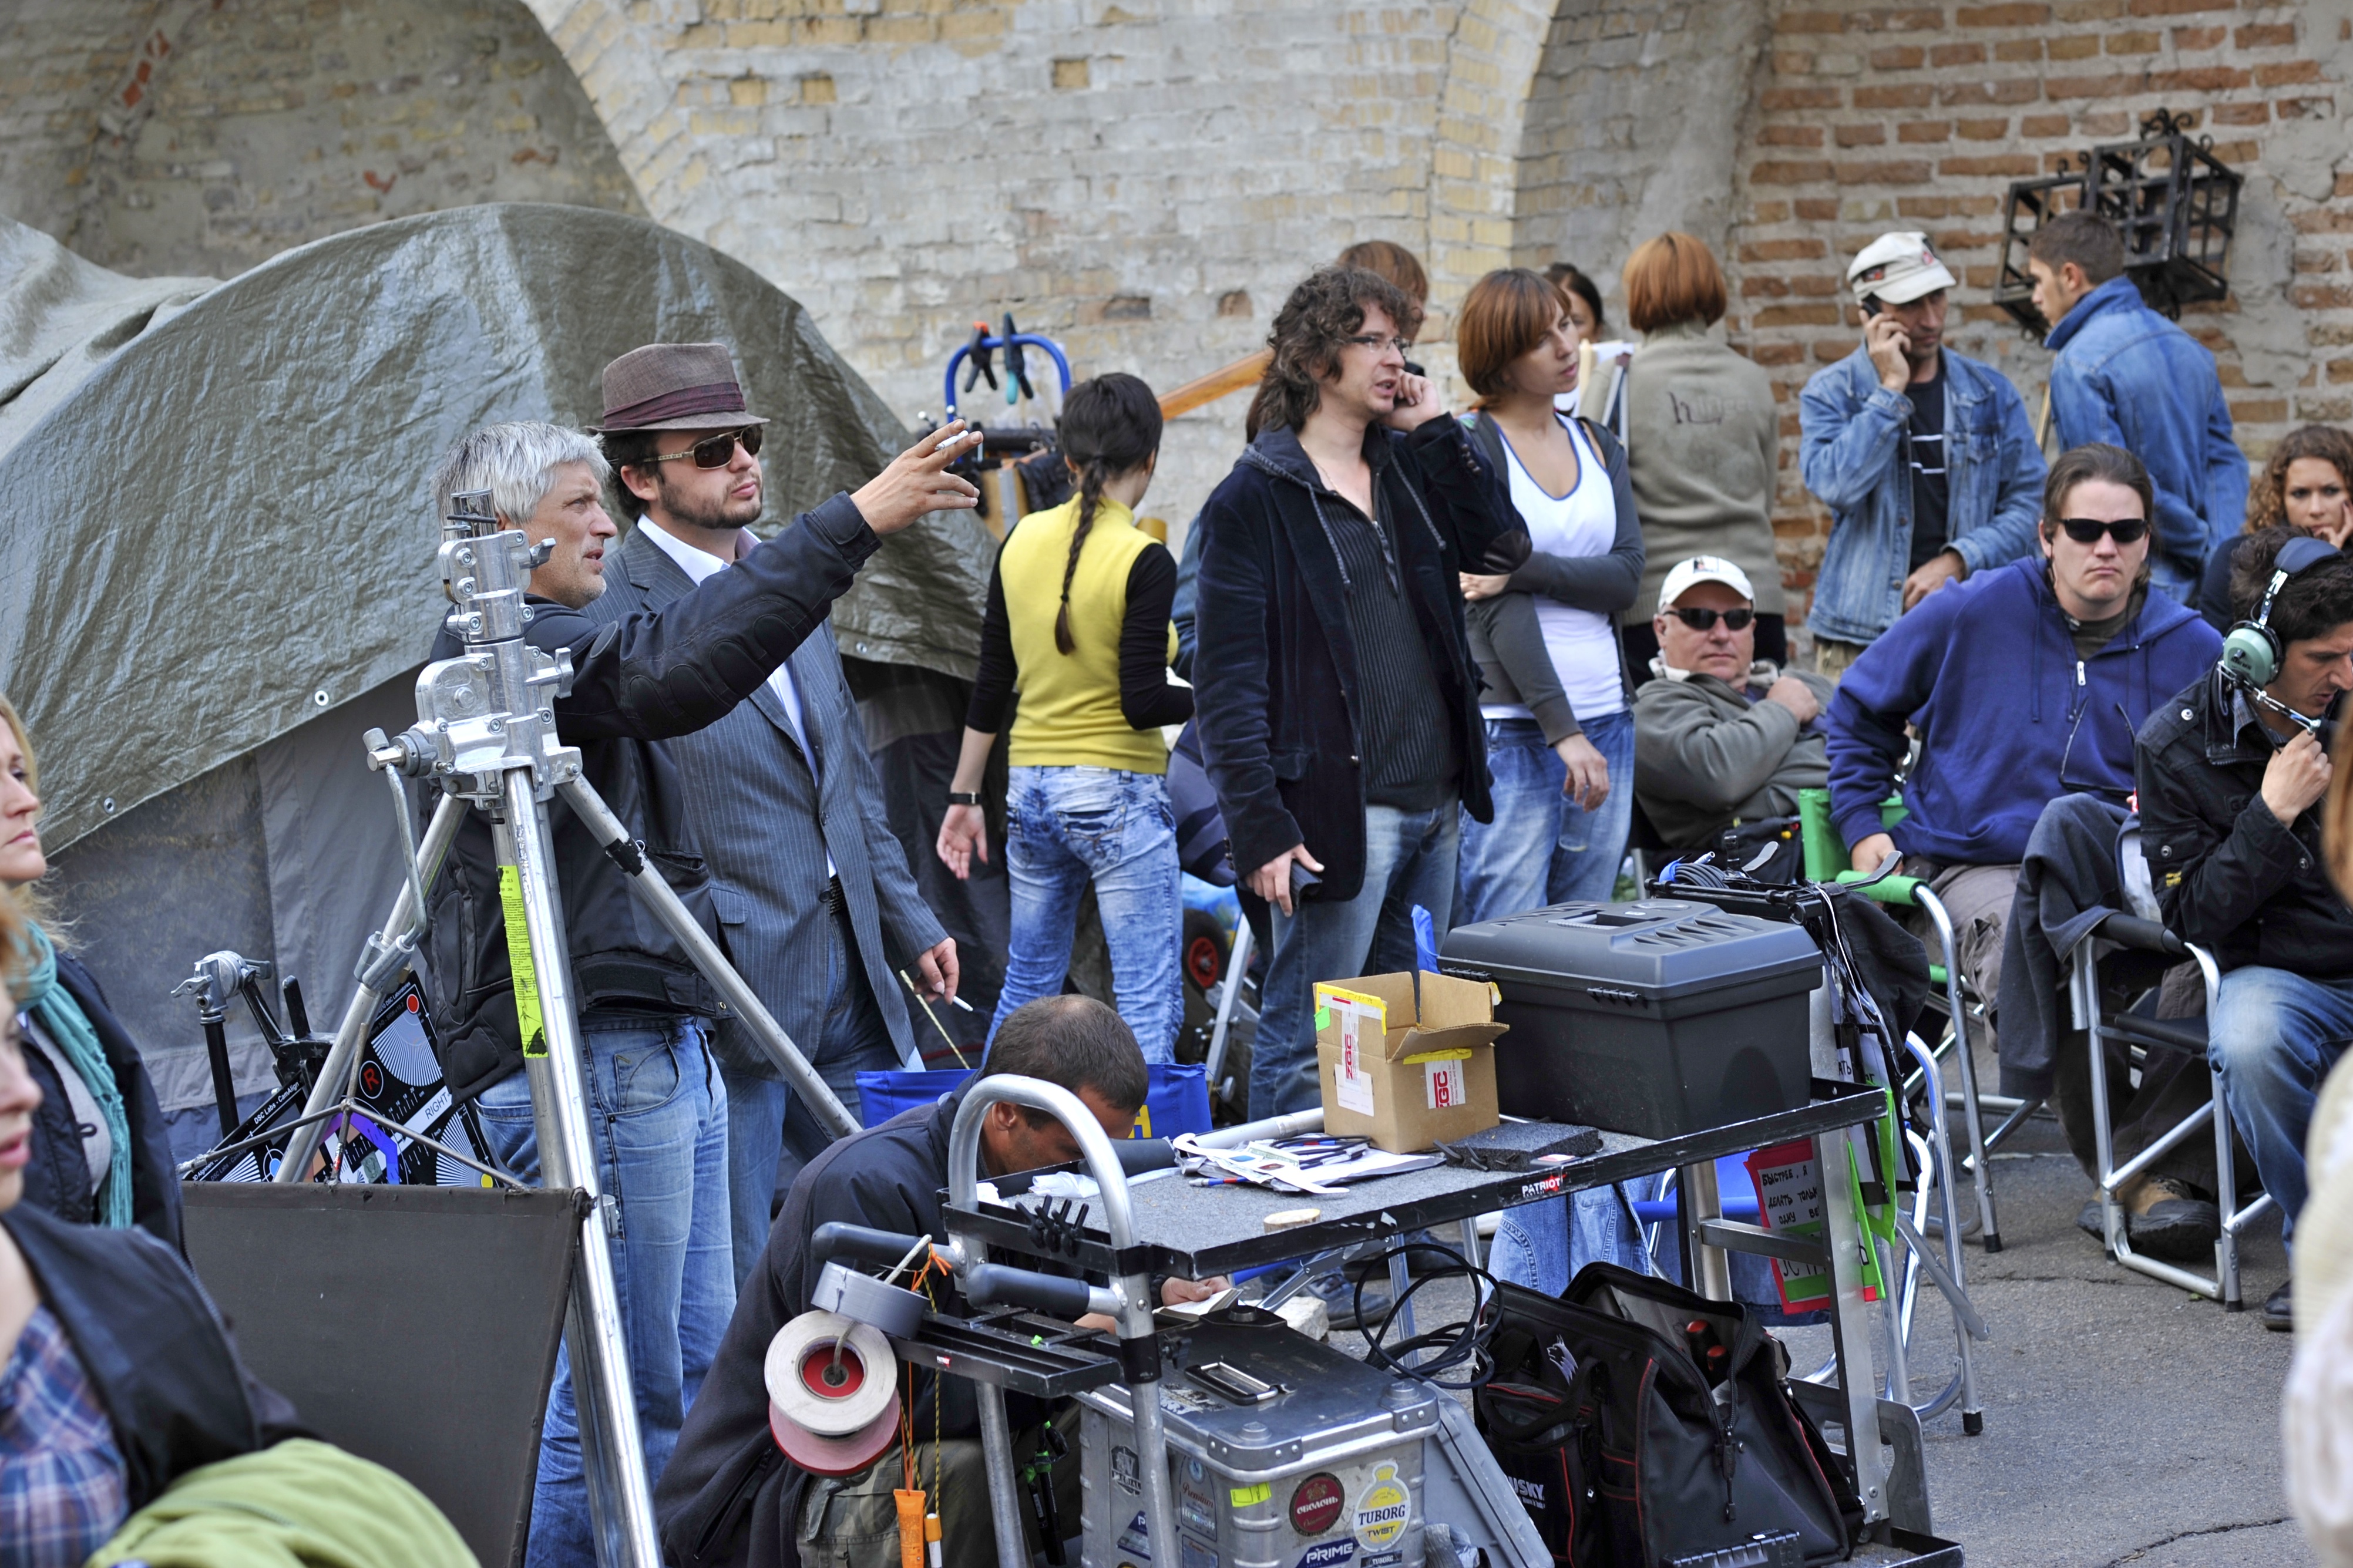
[1633,556,1835,857]
[1799,231,2046,677]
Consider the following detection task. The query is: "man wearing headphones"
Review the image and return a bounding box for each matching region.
[2134,526,2353,1331]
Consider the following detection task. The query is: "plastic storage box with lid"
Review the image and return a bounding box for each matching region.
[1438,899,1823,1140]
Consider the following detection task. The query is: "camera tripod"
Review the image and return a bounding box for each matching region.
[263,489,862,1567]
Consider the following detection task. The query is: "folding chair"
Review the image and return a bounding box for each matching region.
[1796,789,2007,1251]
[2067,900,2273,1307]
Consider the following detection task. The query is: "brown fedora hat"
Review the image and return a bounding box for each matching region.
[592,342,768,433]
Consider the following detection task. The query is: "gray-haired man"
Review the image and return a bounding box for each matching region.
[419,412,976,1566]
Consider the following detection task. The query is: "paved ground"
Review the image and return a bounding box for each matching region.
[1798,1111,2308,1568]
[1312,1100,2308,1566]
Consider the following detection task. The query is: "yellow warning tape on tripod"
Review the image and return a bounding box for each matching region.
[499,866,548,1058]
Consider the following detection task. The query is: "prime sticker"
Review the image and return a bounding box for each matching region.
[1351,1462,1410,1549]
[1295,1543,1356,1568]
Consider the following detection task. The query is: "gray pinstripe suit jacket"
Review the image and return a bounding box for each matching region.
[587,525,946,1077]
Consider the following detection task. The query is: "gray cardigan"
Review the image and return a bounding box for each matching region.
[1462,411,1644,742]
[1584,319,1785,619]
[1632,660,1836,846]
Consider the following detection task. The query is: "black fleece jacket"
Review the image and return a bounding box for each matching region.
[2,1200,308,1512]
[1192,416,1515,901]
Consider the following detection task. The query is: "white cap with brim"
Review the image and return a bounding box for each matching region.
[1658,556,1756,608]
[1847,231,1959,306]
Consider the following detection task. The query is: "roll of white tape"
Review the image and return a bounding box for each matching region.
[765,1310,897,1438]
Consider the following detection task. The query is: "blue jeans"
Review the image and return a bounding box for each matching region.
[1491,1180,1656,1298]
[476,1014,734,1567]
[722,909,899,1288]
[1457,711,1636,922]
[991,766,1184,1062]
[1254,800,1461,1118]
[2207,965,2353,1247]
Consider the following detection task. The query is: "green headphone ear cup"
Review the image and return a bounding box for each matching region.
[2221,623,2281,688]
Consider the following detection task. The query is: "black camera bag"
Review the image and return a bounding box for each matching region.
[1475,1263,1861,1566]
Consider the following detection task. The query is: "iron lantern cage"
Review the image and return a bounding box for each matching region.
[1992,107,2241,338]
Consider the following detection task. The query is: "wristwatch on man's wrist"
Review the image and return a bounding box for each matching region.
[947,790,983,807]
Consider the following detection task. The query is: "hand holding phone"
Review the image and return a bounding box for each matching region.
[1864,312,1913,395]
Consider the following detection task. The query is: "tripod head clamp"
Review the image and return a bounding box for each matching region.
[172,950,272,1026]
[384,489,580,802]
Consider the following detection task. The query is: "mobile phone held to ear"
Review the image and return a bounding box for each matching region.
[1861,295,1884,319]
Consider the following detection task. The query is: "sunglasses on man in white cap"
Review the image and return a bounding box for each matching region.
[1657,556,1759,632]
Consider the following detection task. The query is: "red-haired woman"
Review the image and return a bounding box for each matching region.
[1583,233,1787,673]
[1454,268,1644,915]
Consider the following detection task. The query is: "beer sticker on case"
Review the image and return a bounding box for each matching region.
[1290,1472,1345,1536]
[1351,1462,1410,1548]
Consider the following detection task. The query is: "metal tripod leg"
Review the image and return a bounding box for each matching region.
[556,774,856,1139]
[506,772,662,1567]
[274,792,465,1185]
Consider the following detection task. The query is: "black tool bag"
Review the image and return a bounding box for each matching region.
[1475,1264,1861,1566]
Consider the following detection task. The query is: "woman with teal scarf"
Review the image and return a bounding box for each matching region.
[0,699,179,1246]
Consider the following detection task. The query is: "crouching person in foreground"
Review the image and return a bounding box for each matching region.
[656,996,1227,1568]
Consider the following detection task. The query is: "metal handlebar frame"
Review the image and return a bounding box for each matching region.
[943,332,1073,421]
[946,1075,1176,1568]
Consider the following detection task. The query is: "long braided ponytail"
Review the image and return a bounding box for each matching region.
[1050,372,1163,656]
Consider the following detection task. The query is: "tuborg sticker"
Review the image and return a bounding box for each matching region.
[1295,1542,1357,1568]
[1290,1472,1346,1536]
[1351,1462,1411,1549]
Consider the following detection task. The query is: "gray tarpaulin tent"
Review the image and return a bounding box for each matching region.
[0,204,999,1142]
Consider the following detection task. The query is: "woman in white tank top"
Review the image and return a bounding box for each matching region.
[1451,267,1652,1303]
[1454,270,1645,920]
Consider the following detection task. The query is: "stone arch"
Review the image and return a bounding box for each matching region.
[1510,0,1773,316]
[1423,0,1565,319]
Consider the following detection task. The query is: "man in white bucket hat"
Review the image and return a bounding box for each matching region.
[1799,231,2046,677]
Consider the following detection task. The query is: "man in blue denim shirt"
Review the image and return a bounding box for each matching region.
[2031,210,2248,604]
[1801,232,2046,674]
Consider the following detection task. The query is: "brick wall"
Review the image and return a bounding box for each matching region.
[526,0,1560,540]
[0,0,643,281]
[1726,0,2349,619]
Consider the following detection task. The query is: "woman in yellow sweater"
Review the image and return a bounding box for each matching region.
[936,374,1193,1059]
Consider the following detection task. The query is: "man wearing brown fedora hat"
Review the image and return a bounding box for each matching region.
[421,365,976,1566]
[590,341,963,1291]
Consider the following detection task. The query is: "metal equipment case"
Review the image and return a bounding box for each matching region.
[1077,1314,1443,1568]
[1440,899,1823,1140]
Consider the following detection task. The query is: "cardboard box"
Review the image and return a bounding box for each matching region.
[1314,971,1508,1152]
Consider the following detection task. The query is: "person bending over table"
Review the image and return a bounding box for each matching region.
[656,996,1226,1568]
[2136,527,2353,1331]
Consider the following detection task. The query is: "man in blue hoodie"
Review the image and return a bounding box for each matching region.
[2031,211,2248,604]
[1828,443,2222,1074]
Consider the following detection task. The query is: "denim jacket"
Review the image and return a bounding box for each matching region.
[2045,275,2248,603]
[1800,345,2046,645]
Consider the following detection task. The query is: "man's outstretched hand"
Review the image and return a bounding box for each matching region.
[851,423,983,536]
